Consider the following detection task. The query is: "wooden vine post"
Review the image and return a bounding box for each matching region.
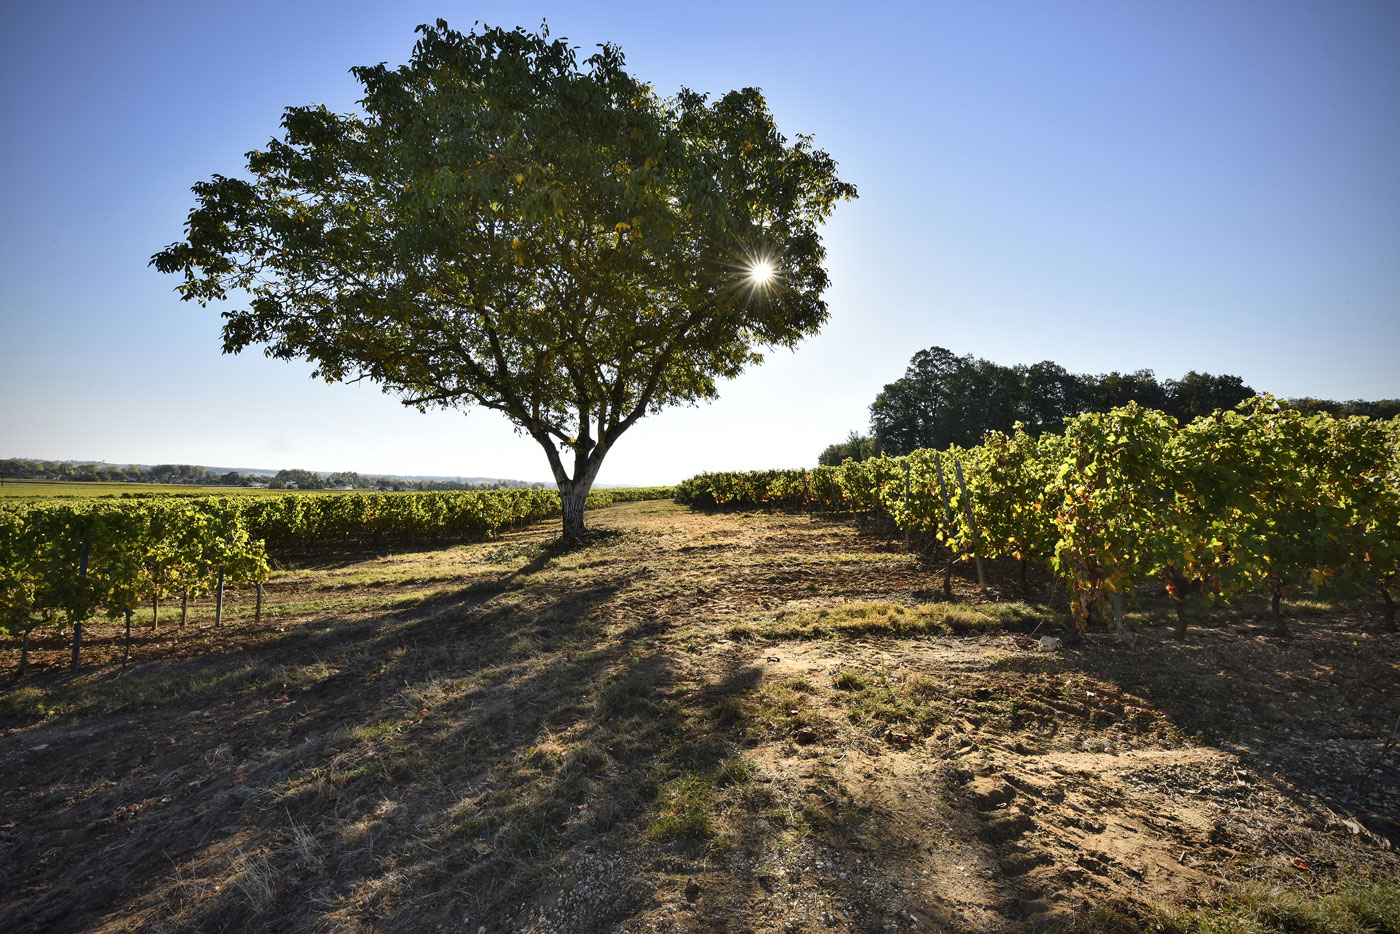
[953,460,987,589]
[71,535,89,673]
[933,453,958,596]
[214,569,225,628]
[902,462,912,549]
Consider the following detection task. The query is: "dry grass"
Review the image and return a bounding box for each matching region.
[1,500,1396,934]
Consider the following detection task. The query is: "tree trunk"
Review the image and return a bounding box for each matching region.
[19,629,31,677]
[123,609,132,669]
[1271,589,1288,638]
[215,569,225,628]
[556,454,604,541]
[561,484,589,540]
[255,581,264,627]
[1173,599,1188,640]
[1062,586,1087,646]
[180,589,188,630]
[1062,615,1081,646]
[1381,583,1396,635]
[1020,557,1029,592]
[152,594,159,631]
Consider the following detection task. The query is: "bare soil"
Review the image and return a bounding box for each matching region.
[1,500,1396,933]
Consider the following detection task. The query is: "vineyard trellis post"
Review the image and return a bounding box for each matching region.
[953,460,987,589]
[933,453,957,597]
[1111,591,1130,645]
[902,462,911,549]
[71,534,89,674]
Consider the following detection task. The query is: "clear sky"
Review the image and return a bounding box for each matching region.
[3,0,1397,485]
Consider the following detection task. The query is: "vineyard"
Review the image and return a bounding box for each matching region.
[0,487,672,673]
[676,397,1400,640]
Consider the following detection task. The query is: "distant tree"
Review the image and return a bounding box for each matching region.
[275,469,326,490]
[818,431,877,466]
[869,347,1026,454]
[845,348,1265,457]
[1088,369,1168,412]
[1288,397,1400,420]
[1014,360,1089,434]
[152,21,855,538]
[221,471,242,485]
[1163,371,1254,421]
[1351,399,1400,419]
[870,347,968,454]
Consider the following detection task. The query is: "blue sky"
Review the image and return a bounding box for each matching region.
[2,0,1397,484]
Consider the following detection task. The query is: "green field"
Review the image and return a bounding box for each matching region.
[0,479,322,501]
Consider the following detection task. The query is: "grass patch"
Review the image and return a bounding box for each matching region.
[741,679,824,739]
[833,669,867,691]
[1,665,259,720]
[348,718,398,743]
[648,772,718,838]
[646,757,756,842]
[837,667,947,735]
[745,600,1053,641]
[1069,877,1400,933]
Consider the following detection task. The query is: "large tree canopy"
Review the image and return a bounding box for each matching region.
[862,347,1256,456]
[152,20,855,535]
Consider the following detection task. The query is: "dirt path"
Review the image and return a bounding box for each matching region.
[1,501,1396,933]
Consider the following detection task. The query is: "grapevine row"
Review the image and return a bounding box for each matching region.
[1,487,673,672]
[676,398,1400,639]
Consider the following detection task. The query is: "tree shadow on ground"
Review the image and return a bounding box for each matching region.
[0,534,632,930]
[0,520,829,933]
[6,504,1394,933]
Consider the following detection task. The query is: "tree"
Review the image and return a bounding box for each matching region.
[1088,369,1168,412]
[818,431,876,466]
[152,21,855,538]
[1288,397,1400,420]
[275,468,327,490]
[869,347,1026,453]
[1163,370,1254,422]
[869,347,969,454]
[1015,360,1088,434]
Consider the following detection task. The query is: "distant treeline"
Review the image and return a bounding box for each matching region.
[0,460,549,492]
[821,347,1400,464]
